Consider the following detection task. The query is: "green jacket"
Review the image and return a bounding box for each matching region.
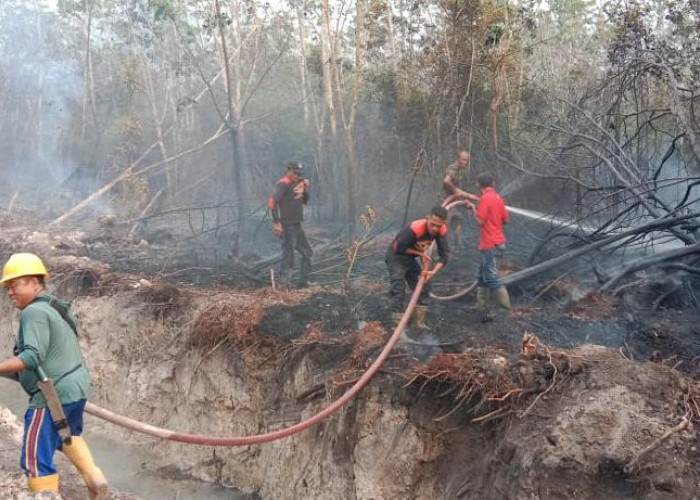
[441,162,463,198]
[15,293,90,408]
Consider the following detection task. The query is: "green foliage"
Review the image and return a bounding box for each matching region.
[150,0,175,21]
[56,0,88,16]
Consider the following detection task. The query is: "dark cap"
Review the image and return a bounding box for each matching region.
[286,162,303,172]
[431,206,448,219]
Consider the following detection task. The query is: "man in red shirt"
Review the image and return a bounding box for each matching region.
[386,206,450,332]
[468,173,510,317]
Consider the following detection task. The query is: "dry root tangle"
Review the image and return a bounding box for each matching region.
[332,322,392,386]
[405,333,584,423]
[188,287,316,352]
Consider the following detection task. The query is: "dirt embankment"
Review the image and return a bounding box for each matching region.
[0,234,697,499]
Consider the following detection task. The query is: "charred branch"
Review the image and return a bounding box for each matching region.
[601,244,700,292]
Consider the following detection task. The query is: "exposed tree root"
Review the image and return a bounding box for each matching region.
[624,416,691,474]
[404,334,585,425]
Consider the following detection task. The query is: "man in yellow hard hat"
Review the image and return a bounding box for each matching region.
[0,253,109,498]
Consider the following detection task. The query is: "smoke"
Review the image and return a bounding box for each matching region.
[0,1,83,211]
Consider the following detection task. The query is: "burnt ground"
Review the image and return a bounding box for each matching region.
[258,293,355,339]
[252,285,700,378]
[2,209,698,376]
[245,222,700,375]
[1,213,699,498]
[243,283,700,499]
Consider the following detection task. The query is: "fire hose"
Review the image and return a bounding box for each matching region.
[85,275,426,445]
[430,281,477,301]
[428,196,479,302]
[81,199,467,445]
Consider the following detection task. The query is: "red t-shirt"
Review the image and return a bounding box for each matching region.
[476,187,508,250]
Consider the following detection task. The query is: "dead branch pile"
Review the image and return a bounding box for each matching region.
[251,286,320,305]
[130,281,184,312]
[189,299,264,351]
[298,321,328,343]
[48,255,190,319]
[405,334,585,422]
[347,322,388,361]
[48,255,171,297]
[684,381,700,424]
[405,349,521,421]
[48,255,110,293]
[566,292,618,320]
[283,321,391,386]
[188,287,317,351]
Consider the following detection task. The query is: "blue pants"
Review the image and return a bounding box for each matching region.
[478,247,504,289]
[21,399,86,477]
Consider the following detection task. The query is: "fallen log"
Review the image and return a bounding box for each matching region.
[128,188,165,240]
[50,142,161,227]
[600,243,700,291]
[431,213,700,301]
[248,241,345,275]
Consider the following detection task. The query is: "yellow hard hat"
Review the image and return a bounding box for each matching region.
[0,253,49,283]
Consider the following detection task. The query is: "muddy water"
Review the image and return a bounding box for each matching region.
[0,379,250,500]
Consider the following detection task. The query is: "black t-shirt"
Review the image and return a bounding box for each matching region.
[268,177,309,224]
[390,219,450,265]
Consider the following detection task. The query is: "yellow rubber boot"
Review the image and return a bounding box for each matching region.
[62,436,109,499]
[27,473,59,492]
[475,287,491,311]
[412,305,430,330]
[475,287,494,322]
[492,286,511,310]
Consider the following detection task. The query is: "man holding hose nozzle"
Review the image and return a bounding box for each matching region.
[268,162,313,289]
[0,253,109,498]
[465,173,511,320]
[386,206,450,340]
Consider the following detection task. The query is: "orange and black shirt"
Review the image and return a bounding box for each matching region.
[268,176,309,224]
[390,218,450,265]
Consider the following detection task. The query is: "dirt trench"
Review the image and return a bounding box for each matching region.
[0,254,696,499]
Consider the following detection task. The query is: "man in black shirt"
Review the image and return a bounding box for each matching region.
[386,206,450,331]
[268,162,312,288]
